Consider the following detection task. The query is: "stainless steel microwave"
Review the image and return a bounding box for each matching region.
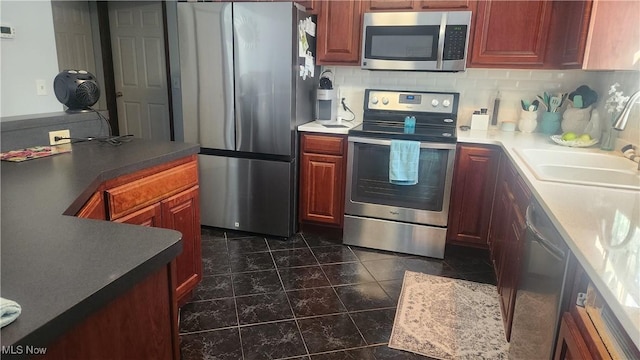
[361,11,472,72]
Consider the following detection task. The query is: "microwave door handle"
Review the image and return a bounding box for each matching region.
[436,13,446,70]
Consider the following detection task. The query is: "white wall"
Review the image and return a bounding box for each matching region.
[0,0,63,118]
[328,66,639,145]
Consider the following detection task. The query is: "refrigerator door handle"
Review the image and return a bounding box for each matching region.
[221,3,235,150]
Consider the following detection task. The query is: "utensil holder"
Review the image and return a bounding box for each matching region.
[540,111,561,135]
[518,110,538,133]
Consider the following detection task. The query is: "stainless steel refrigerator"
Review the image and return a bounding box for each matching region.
[177,2,316,238]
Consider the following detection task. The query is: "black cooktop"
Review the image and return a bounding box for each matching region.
[349,121,457,143]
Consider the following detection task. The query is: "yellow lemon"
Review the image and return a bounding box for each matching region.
[561,132,577,141]
[577,134,592,142]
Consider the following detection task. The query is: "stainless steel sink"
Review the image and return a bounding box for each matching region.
[514,148,640,191]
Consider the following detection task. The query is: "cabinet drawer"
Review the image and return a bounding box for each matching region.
[302,134,345,156]
[106,161,198,220]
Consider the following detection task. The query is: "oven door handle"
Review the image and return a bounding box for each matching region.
[348,136,457,150]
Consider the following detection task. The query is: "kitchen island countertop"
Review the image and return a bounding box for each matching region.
[0,138,200,349]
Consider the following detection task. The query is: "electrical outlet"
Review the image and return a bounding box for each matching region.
[36,79,47,96]
[49,130,70,145]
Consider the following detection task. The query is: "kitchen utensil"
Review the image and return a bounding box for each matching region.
[569,85,598,108]
[550,96,562,112]
[528,105,536,112]
[521,100,528,110]
[536,96,548,111]
[573,95,584,108]
[531,99,539,111]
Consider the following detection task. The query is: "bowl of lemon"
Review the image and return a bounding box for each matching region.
[550,132,599,148]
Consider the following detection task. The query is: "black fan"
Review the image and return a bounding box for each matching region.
[54,70,100,112]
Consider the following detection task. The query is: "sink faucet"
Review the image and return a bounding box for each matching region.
[613,90,640,131]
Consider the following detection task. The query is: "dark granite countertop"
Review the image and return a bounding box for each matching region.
[0,138,200,348]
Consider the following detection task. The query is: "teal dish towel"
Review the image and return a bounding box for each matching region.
[0,297,22,327]
[389,140,420,185]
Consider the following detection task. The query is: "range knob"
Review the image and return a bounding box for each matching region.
[442,99,451,107]
[382,97,389,105]
[371,96,379,105]
[431,99,439,107]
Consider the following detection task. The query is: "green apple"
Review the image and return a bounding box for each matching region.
[577,134,592,142]
[561,132,577,141]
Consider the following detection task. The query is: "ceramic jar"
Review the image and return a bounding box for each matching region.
[518,110,538,133]
[561,105,592,134]
[540,111,562,135]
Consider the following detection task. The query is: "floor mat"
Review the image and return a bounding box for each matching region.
[389,271,509,359]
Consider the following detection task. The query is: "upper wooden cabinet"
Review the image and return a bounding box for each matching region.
[545,0,593,68]
[582,0,640,70]
[365,0,472,11]
[296,0,318,14]
[317,0,363,64]
[469,0,553,67]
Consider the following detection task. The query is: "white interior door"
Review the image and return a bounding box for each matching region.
[109,1,170,140]
[51,0,106,110]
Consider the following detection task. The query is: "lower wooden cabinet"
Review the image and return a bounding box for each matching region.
[42,262,179,360]
[554,313,594,360]
[161,186,201,301]
[77,155,202,305]
[299,133,347,227]
[487,153,530,341]
[447,144,500,248]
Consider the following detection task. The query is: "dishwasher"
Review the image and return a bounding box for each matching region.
[509,199,571,360]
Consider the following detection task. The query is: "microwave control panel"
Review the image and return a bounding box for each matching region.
[443,25,467,60]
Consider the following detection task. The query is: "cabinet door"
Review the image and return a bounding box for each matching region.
[499,200,525,342]
[317,0,363,64]
[489,180,511,288]
[114,203,162,227]
[554,313,594,360]
[545,0,593,68]
[296,0,318,14]
[161,186,202,303]
[417,0,473,10]
[447,145,500,248]
[470,0,552,67]
[300,153,345,226]
[366,0,416,11]
[583,0,640,70]
[77,191,106,220]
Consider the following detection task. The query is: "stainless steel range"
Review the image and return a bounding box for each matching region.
[343,89,459,259]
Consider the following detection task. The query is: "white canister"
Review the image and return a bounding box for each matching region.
[518,110,538,133]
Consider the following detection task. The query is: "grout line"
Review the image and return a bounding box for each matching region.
[267,237,312,358]
[225,231,246,360]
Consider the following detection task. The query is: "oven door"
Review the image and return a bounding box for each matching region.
[345,136,455,227]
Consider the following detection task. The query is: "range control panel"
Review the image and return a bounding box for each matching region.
[365,89,458,115]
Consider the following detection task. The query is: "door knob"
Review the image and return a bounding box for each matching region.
[116,91,123,98]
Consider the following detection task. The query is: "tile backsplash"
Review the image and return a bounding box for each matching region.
[327,66,639,146]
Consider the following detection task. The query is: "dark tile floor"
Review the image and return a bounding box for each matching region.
[180,227,496,360]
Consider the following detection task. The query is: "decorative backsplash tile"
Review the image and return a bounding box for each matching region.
[327,66,639,147]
